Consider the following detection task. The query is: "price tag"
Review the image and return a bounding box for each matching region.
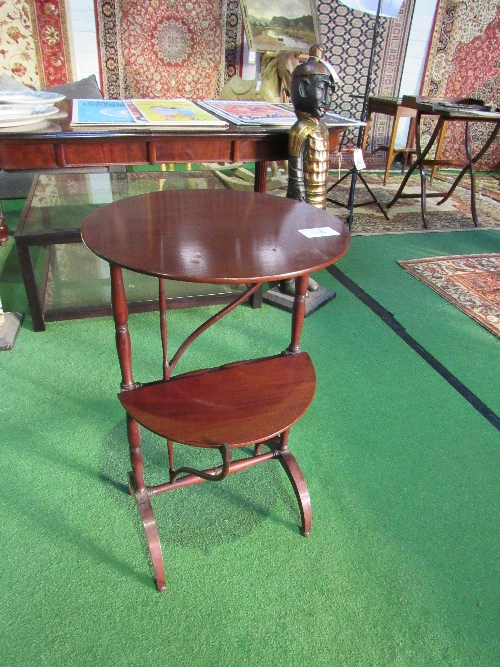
[353,148,366,171]
[299,227,340,238]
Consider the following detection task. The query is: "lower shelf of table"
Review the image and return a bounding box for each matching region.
[119,352,317,447]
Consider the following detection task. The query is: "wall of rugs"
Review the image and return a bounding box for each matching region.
[1,0,500,169]
[318,0,415,153]
[421,0,500,170]
[0,0,73,89]
[92,0,415,152]
[0,0,417,157]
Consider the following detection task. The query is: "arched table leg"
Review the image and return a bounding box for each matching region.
[127,413,166,591]
[136,491,166,592]
[278,447,312,537]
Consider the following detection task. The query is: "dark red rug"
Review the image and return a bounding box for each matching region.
[398,253,500,338]
[421,0,500,171]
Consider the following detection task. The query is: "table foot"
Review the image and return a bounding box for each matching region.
[278,449,312,537]
[0,312,24,351]
[0,213,8,246]
[135,490,166,592]
[263,284,336,316]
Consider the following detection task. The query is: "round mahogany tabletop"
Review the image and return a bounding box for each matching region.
[81,189,350,283]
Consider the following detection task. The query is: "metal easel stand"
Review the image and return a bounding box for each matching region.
[326,0,390,230]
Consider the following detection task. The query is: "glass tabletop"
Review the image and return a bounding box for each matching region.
[15,168,242,320]
[18,169,226,235]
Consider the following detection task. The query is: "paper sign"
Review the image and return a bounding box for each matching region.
[299,227,340,238]
[353,148,366,170]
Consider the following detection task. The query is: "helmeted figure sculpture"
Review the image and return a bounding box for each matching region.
[281,44,340,296]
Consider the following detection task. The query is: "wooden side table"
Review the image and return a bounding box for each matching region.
[82,188,350,591]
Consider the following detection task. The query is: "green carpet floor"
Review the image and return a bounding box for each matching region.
[0,199,499,666]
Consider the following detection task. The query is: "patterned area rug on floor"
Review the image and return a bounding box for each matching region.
[435,171,500,203]
[420,0,500,170]
[398,254,500,338]
[94,0,234,99]
[323,172,500,235]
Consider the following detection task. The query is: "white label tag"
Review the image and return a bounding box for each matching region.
[319,58,341,84]
[299,227,340,238]
[353,148,366,171]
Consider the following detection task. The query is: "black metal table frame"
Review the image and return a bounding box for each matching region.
[386,104,500,229]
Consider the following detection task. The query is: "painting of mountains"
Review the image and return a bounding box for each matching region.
[241,0,320,51]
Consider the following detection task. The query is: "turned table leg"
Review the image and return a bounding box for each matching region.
[0,201,8,246]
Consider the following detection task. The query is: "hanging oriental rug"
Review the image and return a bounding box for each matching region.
[398,253,500,338]
[0,0,72,88]
[420,0,500,170]
[317,0,415,159]
[94,0,237,100]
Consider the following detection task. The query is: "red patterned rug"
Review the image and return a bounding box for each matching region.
[398,254,500,338]
[94,0,239,99]
[1,0,72,88]
[421,0,500,171]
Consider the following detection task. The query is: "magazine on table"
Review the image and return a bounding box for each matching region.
[71,99,136,125]
[199,100,364,127]
[71,99,228,128]
[125,99,229,126]
[198,100,298,125]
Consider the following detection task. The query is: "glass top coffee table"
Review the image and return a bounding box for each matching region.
[14,169,244,331]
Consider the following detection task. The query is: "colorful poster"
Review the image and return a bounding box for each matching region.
[72,99,135,124]
[71,98,228,128]
[199,100,298,125]
[129,99,227,126]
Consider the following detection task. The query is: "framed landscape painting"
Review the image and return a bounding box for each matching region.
[241,0,320,52]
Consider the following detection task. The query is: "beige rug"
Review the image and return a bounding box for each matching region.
[324,171,500,235]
